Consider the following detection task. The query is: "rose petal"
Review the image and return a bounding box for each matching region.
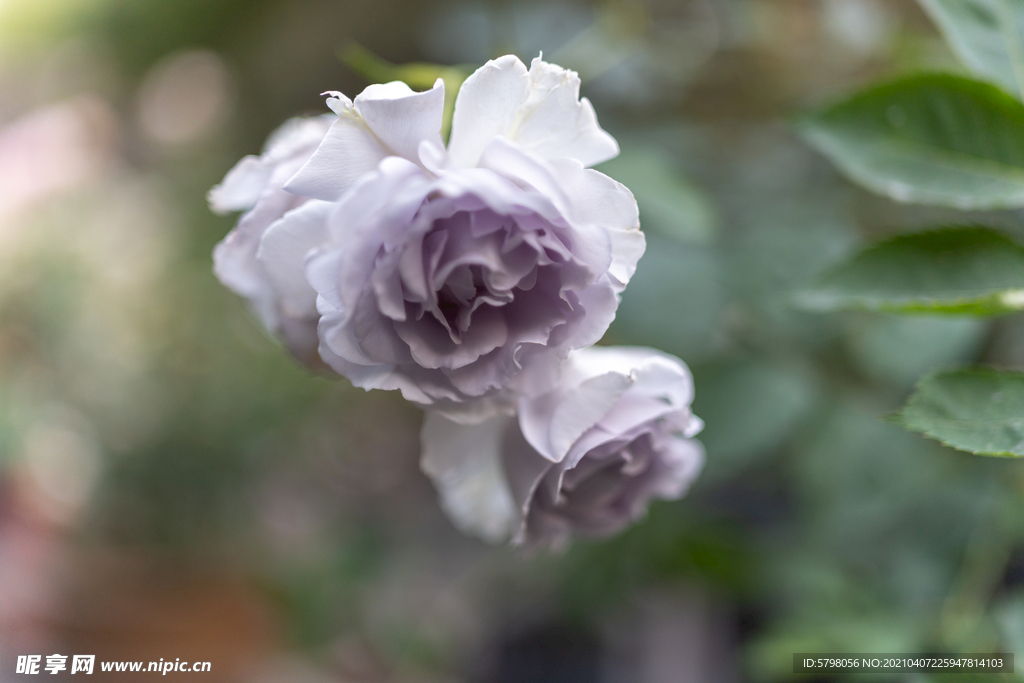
[500,423,556,544]
[305,157,429,315]
[448,55,531,169]
[519,368,632,463]
[277,315,321,366]
[647,436,705,500]
[208,155,269,213]
[395,304,509,370]
[434,165,564,224]
[448,55,619,169]
[595,392,683,439]
[549,158,644,290]
[420,412,519,542]
[317,297,379,366]
[351,290,414,365]
[257,199,333,318]
[285,116,388,201]
[548,275,619,353]
[512,57,619,167]
[354,79,445,163]
[370,247,408,322]
[263,115,337,162]
[213,196,289,301]
[442,345,519,396]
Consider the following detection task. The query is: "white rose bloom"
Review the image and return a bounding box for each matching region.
[246,55,643,415]
[420,346,705,548]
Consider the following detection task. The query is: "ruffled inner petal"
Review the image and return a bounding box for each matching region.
[394,303,509,370]
[314,158,626,406]
[352,289,414,365]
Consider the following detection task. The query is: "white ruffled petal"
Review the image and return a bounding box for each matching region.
[284,116,388,201]
[510,57,619,167]
[210,115,333,214]
[550,158,643,291]
[649,436,705,499]
[547,370,633,462]
[354,79,445,163]
[420,412,520,543]
[553,275,620,354]
[257,200,333,319]
[518,366,632,463]
[262,115,336,163]
[448,56,619,169]
[447,55,531,169]
[208,156,270,213]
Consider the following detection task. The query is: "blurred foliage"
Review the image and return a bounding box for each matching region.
[916,0,1024,99]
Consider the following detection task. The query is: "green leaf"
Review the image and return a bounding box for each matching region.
[918,0,1024,98]
[797,226,1024,315]
[798,73,1024,209]
[892,367,1024,456]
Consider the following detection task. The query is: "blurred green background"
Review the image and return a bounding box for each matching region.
[2,0,1024,681]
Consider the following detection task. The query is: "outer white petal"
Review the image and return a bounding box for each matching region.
[509,57,619,167]
[630,353,695,407]
[208,156,270,213]
[354,79,445,163]
[547,370,634,462]
[568,346,702,440]
[567,345,687,388]
[550,158,643,291]
[649,436,705,499]
[420,412,519,543]
[321,90,353,115]
[213,210,272,302]
[210,115,332,213]
[285,116,388,201]
[257,200,333,319]
[212,187,303,305]
[518,367,632,463]
[262,115,336,163]
[448,56,619,169]
[448,55,531,169]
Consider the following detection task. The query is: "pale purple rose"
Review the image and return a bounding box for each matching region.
[209,115,333,364]
[255,55,644,413]
[420,346,705,547]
